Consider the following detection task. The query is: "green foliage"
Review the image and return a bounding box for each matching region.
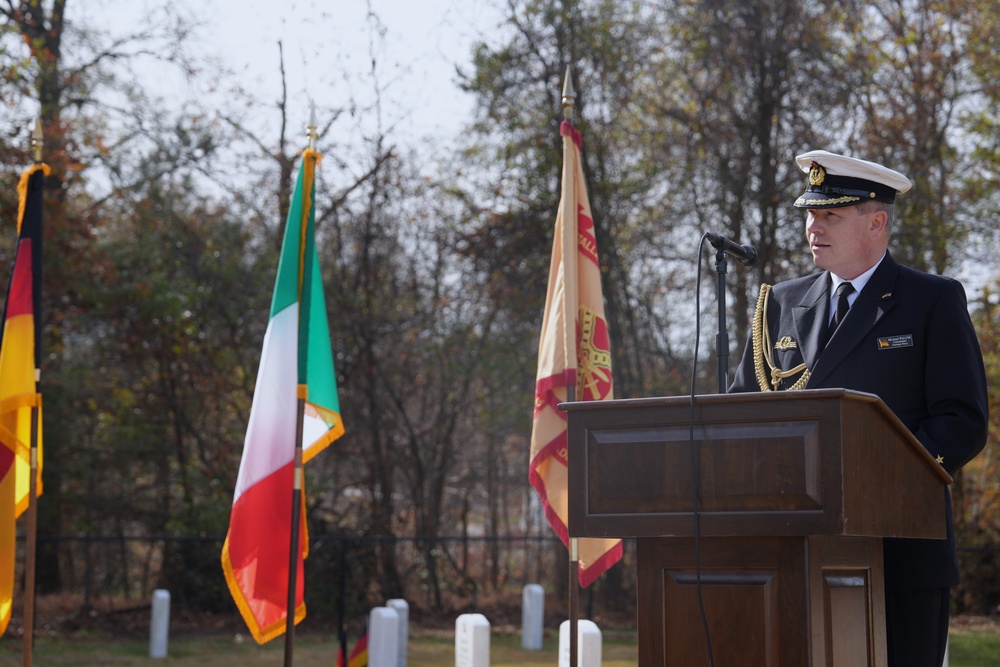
[834,1,985,273]
[68,175,273,605]
[955,281,1000,615]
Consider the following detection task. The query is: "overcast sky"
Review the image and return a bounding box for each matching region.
[94,0,508,146]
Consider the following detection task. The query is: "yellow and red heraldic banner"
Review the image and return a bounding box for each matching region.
[529,121,621,588]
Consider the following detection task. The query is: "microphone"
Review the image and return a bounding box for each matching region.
[706,232,758,267]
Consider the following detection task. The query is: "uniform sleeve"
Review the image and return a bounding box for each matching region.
[729,331,759,393]
[913,278,989,474]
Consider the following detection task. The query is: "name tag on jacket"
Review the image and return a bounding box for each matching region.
[877,334,913,350]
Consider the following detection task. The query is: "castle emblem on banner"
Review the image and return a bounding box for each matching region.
[577,306,613,401]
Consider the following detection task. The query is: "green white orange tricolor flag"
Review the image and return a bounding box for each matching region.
[529,121,621,588]
[221,148,343,644]
[0,163,48,636]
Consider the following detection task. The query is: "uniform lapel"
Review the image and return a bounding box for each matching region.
[791,274,831,372]
[807,254,900,387]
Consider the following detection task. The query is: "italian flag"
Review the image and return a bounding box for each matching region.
[221,148,343,644]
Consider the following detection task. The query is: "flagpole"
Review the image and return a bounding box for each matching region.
[283,388,306,667]
[560,66,580,667]
[23,398,38,667]
[22,118,44,667]
[283,106,319,667]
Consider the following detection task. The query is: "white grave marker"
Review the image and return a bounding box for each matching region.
[149,589,170,659]
[521,583,544,650]
[369,606,400,667]
[558,619,602,667]
[455,613,490,667]
[387,598,409,667]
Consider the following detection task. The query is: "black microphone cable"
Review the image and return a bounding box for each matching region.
[688,232,716,667]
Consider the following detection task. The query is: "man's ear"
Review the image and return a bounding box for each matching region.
[869,209,889,237]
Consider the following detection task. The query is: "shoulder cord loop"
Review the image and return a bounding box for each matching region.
[752,283,810,391]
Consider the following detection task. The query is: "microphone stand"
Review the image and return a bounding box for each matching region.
[714,247,729,393]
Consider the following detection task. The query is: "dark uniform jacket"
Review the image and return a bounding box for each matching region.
[730,252,988,591]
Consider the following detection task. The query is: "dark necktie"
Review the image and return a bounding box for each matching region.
[831,282,855,333]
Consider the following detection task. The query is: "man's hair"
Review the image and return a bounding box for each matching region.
[855,199,895,233]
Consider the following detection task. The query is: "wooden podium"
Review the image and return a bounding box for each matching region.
[562,389,951,667]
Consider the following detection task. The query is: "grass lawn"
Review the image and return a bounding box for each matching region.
[0,631,636,667]
[948,626,1000,666]
[1,624,996,666]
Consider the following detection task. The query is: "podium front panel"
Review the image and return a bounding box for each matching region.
[638,535,887,667]
[564,390,949,539]
[585,419,824,512]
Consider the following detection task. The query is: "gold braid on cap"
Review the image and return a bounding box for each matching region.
[752,283,810,391]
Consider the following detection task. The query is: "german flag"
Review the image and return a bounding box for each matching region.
[347,626,368,667]
[0,162,48,636]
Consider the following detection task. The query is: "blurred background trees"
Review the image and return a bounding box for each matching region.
[1,0,998,627]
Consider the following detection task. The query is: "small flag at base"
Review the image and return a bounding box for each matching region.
[349,627,369,667]
[336,638,346,667]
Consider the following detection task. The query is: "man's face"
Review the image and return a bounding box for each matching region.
[805,205,882,279]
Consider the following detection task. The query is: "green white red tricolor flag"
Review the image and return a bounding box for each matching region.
[221,148,343,644]
[529,121,621,587]
[0,163,48,636]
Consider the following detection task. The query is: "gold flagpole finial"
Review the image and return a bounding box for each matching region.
[32,117,43,163]
[561,65,576,122]
[306,101,318,150]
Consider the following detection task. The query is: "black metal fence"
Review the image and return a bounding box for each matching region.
[20,532,587,633]
[16,533,1000,633]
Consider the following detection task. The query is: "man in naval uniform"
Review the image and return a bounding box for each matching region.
[729,150,989,667]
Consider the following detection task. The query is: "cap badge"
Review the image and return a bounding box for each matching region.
[808,162,826,186]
